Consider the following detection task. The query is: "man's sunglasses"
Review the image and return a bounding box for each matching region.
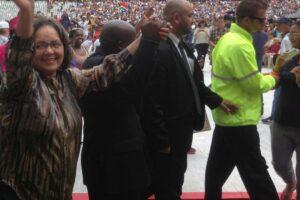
[248,16,267,24]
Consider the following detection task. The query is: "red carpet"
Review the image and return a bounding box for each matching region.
[72,192,296,200]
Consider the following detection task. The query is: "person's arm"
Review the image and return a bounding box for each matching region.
[135,7,155,34]
[67,50,133,99]
[208,29,216,47]
[145,24,179,151]
[197,69,238,114]
[4,0,35,98]
[228,44,276,94]
[209,40,215,47]
[124,37,141,57]
[145,49,170,152]
[271,50,299,86]
[113,20,168,102]
[280,67,298,87]
[14,0,34,38]
[273,49,299,72]
[204,29,209,40]
[67,21,170,99]
[293,67,300,86]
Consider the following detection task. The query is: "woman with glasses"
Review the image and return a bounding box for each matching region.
[0,0,143,199]
[271,20,300,200]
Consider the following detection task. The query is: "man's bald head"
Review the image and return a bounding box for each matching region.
[101,20,136,54]
[163,0,194,36]
[163,0,192,22]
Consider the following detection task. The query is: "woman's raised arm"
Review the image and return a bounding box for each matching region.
[14,0,34,38]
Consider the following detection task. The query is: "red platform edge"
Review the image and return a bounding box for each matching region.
[72,192,296,200]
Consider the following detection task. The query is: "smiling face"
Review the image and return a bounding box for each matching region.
[71,29,84,48]
[33,25,64,77]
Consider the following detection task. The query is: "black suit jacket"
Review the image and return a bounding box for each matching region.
[143,38,222,153]
[81,39,159,193]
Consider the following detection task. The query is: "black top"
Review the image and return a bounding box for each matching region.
[82,46,106,69]
[274,54,300,128]
[80,38,159,193]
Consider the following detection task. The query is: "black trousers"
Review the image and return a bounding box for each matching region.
[204,125,279,200]
[145,149,187,200]
[0,182,19,200]
[86,183,142,200]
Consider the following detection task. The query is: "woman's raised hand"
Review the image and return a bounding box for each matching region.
[13,0,34,10]
[13,0,34,38]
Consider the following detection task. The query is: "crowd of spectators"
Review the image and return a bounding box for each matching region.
[0,0,299,25]
[48,0,300,26]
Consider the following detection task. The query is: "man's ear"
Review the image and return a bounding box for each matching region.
[240,17,251,30]
[172,13,180,25]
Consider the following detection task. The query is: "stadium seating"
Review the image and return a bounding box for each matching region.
[0,0,48,21]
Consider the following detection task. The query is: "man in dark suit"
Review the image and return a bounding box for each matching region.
[81,20,169,200]
[142,0,237,199]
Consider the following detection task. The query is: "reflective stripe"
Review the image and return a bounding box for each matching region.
[212,70,259,81]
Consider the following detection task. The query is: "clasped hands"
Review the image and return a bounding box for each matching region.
[141,14,172,42]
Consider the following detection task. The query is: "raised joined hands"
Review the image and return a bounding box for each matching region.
[141,19,172,41]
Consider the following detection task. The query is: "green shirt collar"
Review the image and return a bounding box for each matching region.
[229,23,253,43]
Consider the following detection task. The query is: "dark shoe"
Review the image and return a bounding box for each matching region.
[188,147,196,154]
[262,116,273,124]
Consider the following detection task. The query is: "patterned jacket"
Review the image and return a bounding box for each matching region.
[0,36,130,200]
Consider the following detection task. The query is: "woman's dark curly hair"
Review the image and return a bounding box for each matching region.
[33,17,71,70]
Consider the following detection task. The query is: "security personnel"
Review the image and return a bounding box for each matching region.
[204,0,280,200]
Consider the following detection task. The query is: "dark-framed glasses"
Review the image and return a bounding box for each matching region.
[248,16,267,24]
[34,41,63,51]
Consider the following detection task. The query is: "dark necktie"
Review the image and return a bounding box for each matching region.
[178,41,202,115]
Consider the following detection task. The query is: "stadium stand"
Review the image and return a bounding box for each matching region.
[0,0,48,21]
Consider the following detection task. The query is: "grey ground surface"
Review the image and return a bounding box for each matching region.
[73,56,292,194]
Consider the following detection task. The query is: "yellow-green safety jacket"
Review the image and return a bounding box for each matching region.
[211,23,276,126]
